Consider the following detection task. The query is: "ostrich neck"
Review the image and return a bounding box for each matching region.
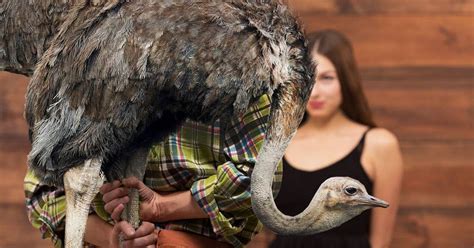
[251,136,331,235]
[248,72,338,234]
[0,0,70,76]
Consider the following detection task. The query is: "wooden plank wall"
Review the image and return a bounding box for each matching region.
[0,73,51,247]
[0,0,473,247]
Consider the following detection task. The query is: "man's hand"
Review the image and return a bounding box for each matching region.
[100,177,162,222]
[100,177,208,223]
[109,220,157,248]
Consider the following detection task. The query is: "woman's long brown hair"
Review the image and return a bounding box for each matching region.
[303,29,376,127]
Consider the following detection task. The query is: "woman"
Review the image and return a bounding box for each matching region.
[269,30,403,248]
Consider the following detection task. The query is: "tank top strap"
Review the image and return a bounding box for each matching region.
[354,128,372,157]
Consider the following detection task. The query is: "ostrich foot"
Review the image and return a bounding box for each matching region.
[120,148,149,229]
[64,158,104,248]
[121,187,141,229]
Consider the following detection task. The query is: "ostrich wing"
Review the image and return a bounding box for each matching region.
[26,0,273,186]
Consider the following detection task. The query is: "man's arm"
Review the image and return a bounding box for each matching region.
[84,214,113,246]
[101,178,208,222]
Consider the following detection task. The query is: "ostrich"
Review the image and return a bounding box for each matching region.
[1,0,389,247]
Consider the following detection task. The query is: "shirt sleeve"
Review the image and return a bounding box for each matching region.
[24,169,66,248]
[190,94,282,247]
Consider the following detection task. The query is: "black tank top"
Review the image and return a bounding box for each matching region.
[270,129,373,248]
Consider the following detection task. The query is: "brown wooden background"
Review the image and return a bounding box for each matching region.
[0,0,473,247]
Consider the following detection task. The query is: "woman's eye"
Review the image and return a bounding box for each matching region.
[318,75,335,82]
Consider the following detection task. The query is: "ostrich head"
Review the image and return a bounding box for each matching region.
[313,177,389,232]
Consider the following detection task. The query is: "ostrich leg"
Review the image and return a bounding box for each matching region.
[64,158,105,248]
[121,148,149,229]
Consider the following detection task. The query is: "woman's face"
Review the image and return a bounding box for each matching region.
[306,51,342,119]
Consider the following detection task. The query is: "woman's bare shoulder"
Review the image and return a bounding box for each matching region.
[366,128,399,150]
[365,128,400,164]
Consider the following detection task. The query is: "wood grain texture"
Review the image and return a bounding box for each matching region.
[287,0,474,15]
[401,141,473,168]
[392,206,474,248]
[301,15,474,67]
[362,67,474,141]
[0,203,53,248]
[0,147,52,247]
[0,72,52,247]
[400,165,474,208]
[0,72,29,138]
[1,150,30,204]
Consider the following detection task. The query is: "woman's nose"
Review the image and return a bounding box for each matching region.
[310,83,320,98]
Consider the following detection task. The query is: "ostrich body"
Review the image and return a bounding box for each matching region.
[1,0,388,246]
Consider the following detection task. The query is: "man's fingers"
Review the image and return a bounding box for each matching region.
[104,196,129,214]
[123,177,157,203]
[111,203,125,221]
[99,180,122,195]
[103,187,129,203]
[122,177,146,189]
[122,233,157,247]
[112,221,135,239]
[111,221,157,248]
[132,222,155,238]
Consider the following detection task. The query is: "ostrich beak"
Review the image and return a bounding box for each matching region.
[358,194,390,208]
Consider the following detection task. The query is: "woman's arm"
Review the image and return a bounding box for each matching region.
[366,128,404,248]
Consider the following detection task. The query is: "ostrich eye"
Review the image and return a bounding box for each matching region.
[344,187,357,196]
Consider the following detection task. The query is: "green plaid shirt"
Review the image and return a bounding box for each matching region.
[24,94,282,247]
